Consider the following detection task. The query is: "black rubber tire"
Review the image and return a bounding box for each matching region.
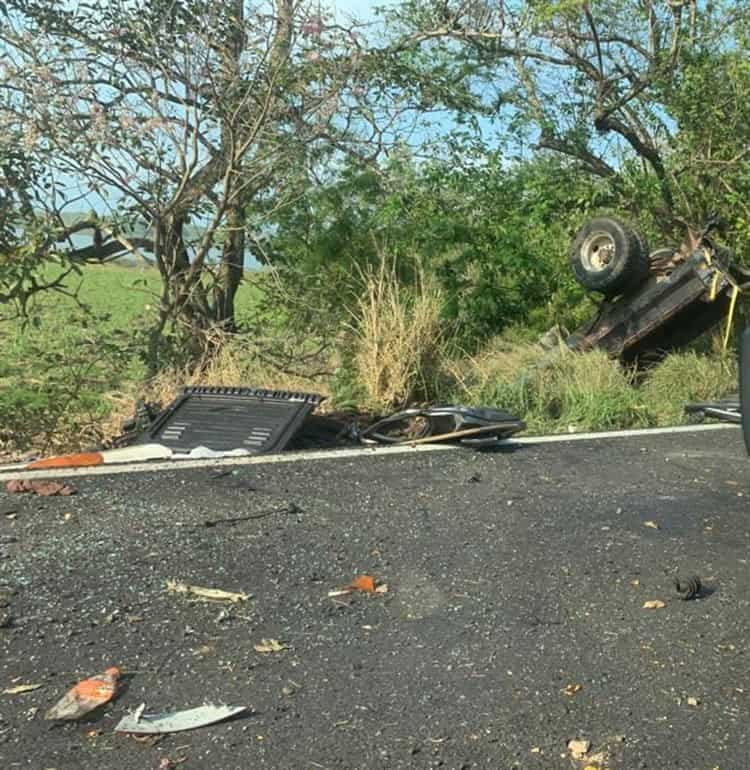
[570,217,650,296]
[740,327,750,455]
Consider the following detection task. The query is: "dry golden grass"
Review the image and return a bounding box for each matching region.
[349,255,448,412]
[140,341,332,408]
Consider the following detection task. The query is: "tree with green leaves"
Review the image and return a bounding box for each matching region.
[2,0,454,362]
[387,0,750,238]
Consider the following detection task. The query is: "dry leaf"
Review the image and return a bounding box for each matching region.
[5,479,75,496]
[3,683,43,695]
[530,746,541,753]
[563,683,583,696]
[567,738,591,759]
[631,579,641,587]
[644,520,660,530]
[254,638,285,654]
[166,579,249,603]
[643,600,666,609]
[687,696,700,707]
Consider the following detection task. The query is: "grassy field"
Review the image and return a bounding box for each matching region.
[0,262,741,457]
[0,263,267,454]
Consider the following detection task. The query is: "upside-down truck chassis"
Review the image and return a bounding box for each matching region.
[565,214,747,362]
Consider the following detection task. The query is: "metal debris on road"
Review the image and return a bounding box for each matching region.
[674,575,702,600]
[203,502,302,528]
[45,667,120,721]
[114,704,249,734]
[165,579,250,603]
[358,406,524,448]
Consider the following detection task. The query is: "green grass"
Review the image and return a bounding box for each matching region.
[0,263,265,454]
[443,338,738,435]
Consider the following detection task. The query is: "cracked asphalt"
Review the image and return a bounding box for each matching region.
[1,427,750,770]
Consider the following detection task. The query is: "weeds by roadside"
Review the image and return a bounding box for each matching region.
[345,254,448,413]
[0,262,741,459]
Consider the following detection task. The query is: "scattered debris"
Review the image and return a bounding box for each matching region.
[5,479,76,497]
[3,683,43,695]
[158,756,188,769]
[115,704,249,734]
[644,520,660,530]
[24,444,173,469]
[254,638,286,654]
[358,406,524,447]
[685,396,740,425]
[567,738,591,759]
[172,447,251,459]
[166,580,250,604]
[674,575,702,600]
[204,503,302,528]
[45,667,120,721]
[562,683,583,696]
[686,696,700,707]
[643,600,666,609]
[328,574,388,597]
[139,386,323,455]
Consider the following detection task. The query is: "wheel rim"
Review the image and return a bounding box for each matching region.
[580,231,616,272]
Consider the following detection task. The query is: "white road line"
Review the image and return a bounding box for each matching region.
[0,422,737,481]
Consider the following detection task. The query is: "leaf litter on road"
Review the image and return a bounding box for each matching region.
[166,579,250,603]
[254,638,286,653]
[3,683,43,695]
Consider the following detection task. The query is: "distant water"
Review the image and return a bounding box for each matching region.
[45,228,262,270]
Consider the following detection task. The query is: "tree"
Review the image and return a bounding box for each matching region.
[387,0,750,234]
[1,0,435,362]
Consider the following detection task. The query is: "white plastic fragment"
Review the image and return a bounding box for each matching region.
[115,704,248,734]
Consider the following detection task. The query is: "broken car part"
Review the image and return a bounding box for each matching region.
[358,406,524,447]
[674,576,702,600]
[138,386,324,454]
[684,396,740,425]
[741,327,750,456]
[567,213,748,361]
[115,704,249,734]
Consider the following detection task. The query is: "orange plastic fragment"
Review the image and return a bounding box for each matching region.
[27,452,104,469]
[349,575,377,593]
[45,667,120,721]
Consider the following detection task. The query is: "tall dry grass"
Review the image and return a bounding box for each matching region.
[348,255,448,412]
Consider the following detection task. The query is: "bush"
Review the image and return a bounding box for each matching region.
[0,313,133,454]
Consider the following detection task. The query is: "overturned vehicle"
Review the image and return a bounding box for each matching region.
[565,214,748,361]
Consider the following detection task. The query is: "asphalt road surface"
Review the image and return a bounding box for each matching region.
[1,428,750,770]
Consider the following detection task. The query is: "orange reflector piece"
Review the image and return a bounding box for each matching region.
[27,452,104,469]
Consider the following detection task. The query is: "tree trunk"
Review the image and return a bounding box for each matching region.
[215,204,245,332]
